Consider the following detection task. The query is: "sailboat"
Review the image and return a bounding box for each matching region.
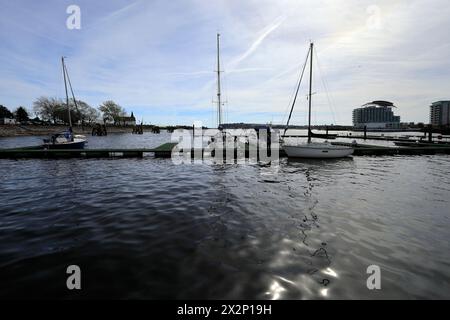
[43,57,87,149]
[282,42,353,158]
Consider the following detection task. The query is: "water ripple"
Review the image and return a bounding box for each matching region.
[0,135,449,299]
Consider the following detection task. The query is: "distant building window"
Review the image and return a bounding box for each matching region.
[352,101,400,129]
[430,101,450,126]
[0,118,16,125]
[114,112,136,126]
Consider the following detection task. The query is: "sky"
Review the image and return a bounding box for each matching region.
[0,0,449,126]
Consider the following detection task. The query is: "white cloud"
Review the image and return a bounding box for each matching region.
[1,0,449,125]
[227,15,287,70]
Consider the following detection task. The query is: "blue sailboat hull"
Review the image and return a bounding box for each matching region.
[43,140,86,150]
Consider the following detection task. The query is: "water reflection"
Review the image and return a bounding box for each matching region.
[323,267,338,278]
[265,280,286,300]
[0,135,449,299]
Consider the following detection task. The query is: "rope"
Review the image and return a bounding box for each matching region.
[283,46,311,136]
[63,62,84,130]
[314,48,338,125]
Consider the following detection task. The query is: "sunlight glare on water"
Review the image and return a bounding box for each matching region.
[0,132,449,299]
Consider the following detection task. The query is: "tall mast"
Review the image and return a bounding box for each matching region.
[216,33,222,128]
[62,56,72,128]
[283,46,310,136]
[64,61,83,131]
[308,42,313,143]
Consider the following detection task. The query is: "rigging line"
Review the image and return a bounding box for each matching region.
[212,88,216,128]
[227,74,230,124]
[226,72,228,124]
[281,61,307,126]
[223,70,228,124]
[315,50,335,125]
[283,46,311,136]
[62,57,71,127]
[314,48,337,125]
[280,85,295,125]
[63,62,84,130]
[211,95,214,129]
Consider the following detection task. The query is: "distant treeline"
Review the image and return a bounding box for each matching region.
[0,105,30,122]
[0,98,135,126]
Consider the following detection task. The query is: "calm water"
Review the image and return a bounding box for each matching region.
[0,132,449,299]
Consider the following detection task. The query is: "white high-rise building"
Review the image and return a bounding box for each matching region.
[352,101,401,129]
[430,101,450,126]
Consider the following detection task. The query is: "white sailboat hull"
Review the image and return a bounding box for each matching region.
[283,143,353,158]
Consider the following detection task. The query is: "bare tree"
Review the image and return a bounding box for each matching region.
[33,97,64,123]
[76,100,100,124]
[33,96,98,125]
[98,100,125,124]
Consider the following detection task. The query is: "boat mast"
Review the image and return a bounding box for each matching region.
[308,42,313,143]
[216,33,222,128]
[63,61,84,131]
[283,46,310,136]
[62,56,72,128]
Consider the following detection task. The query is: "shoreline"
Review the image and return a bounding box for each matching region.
[0,124,139,138]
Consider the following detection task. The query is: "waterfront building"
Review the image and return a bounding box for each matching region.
[430,101,450,126]
[352,101,401,129]
[114,112,136,126]
[0,118,16,125]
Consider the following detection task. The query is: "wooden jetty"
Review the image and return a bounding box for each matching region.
[0,143,178,159]
[331,142,450,156]
[393,141,450,147]
[1,141,450,159]
[164,142,450,159]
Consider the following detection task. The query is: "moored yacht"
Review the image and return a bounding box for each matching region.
[42,57,87,150]
[282,42,353,159]
[284,141,353,158]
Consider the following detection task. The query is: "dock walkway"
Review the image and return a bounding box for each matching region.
[0,143,177,159]
[1,141,450,159]
[331,142,450,156]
